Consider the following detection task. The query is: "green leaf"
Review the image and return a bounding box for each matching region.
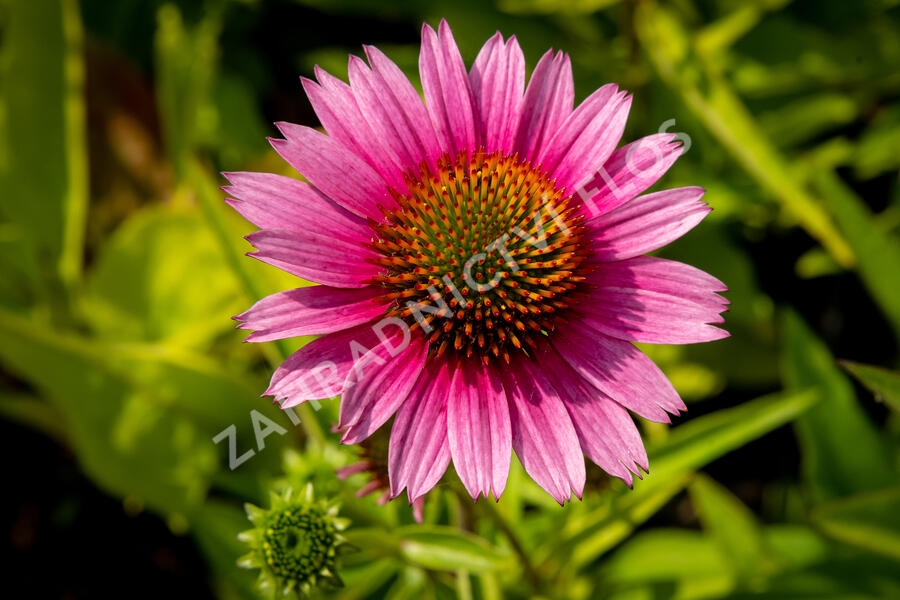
[333,559,398,600]
[603,529,729,584]
[854,105,900,179]
[154,2,221,179]
[763,525,831,570]
[0,0,88,295]
[634,1,854,268]
[781,310,895,501]
[604,524,834,593]
[563,474,691,570]
[808,168,900,338]
[396,525,511,573]
[647,390,818,494]
[600,530,738,600]
[0,307,216,516]
[0,392,67,442]
[812,487,900,563]
[689,474,773,579]
[191,500,266,600]
[552,389,818,569]
[82,205,244,349]
[0,307,294,516]
[383,567,428,600]
[840,360,900,412]
[759,93,857,149]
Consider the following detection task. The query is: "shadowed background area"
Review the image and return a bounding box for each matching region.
[1,0,899,598]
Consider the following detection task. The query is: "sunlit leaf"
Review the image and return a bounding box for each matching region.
[0,0,88,296]
[551,389,818,569]
[634,1,854,268]
[154,2,221,179]
[0,307,216,516]
[396,525,512,573]
[83,205,244,348]
[603,529,730,584]
[0,306,296,511]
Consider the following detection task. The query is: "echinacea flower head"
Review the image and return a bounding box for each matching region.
[226,21,728,505]
[239,484,349,597]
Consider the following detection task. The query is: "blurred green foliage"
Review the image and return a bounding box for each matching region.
[1,0,899,598]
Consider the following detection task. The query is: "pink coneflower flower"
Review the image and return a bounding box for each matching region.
[225,20,728,505]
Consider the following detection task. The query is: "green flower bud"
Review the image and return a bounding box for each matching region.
[238,484,349,597]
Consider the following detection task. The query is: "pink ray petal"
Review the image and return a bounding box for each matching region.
[354,45,444,174]
[419,20,478,155]
[389,360,452,503]
[265,321,383,407]
[222,171,370,242]
[513,48,573,162]
[577,133,684,219]
[536,346,649,486]
[339,335,428,442]
[302,69,406,191]
[245,228,380,288]
[552,325,685,423]
[269,122,390,220]
[538,85,632,193]
[587,186,710,261]
[580,257,730,345]
[469,32,525,154]
[364,45,444,163]
[501,357,585,504]
[448,358,512,500]
[234,285,387,343]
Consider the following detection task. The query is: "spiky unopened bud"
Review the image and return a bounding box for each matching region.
[238,484,349,598]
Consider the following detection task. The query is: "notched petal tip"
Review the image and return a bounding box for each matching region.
[361,44,388,67]
[299,76,320,97]
[438,18,452,36]
[272,122,296,138]
[687,185,707,197]
[707,326,731,341]
[265,136,288,153]
[347,53,368,72]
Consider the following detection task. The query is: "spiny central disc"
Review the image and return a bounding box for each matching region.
[366,149,591,363]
